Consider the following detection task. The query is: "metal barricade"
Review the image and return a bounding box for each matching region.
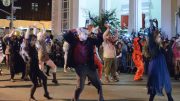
[126,53,135,73]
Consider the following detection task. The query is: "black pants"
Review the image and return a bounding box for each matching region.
[9,62,25,80]
[73,64,104,101]
[30,69,49,97]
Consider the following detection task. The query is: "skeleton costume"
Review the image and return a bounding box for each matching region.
[37,30,58,84]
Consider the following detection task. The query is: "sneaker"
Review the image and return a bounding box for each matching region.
[134,78,143,81]
[10,79,15,82]
[104,76,110,83]
[112,76,119,82]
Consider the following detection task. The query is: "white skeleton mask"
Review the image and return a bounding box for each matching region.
[76,28,88,41]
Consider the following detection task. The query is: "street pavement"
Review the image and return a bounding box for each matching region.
[0,68,180,101]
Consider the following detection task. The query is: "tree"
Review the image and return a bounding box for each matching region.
[88,9,120,33]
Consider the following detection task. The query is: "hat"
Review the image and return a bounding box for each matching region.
[14,30,21,37]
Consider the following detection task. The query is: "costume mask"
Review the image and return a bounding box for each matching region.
[155,34,161,44]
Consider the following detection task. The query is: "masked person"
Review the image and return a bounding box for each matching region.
[132,33,144,81]
[63,23,104,101]
[147,20,174,101]
[3,29,25,82]
[36,24,58,84]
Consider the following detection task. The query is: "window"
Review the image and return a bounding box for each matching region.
[61,0,70,31]
[79,0,99,27]
[32,3,38,12]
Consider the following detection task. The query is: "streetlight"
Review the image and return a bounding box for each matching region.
[10,0,14,29]
[1,0,21,29]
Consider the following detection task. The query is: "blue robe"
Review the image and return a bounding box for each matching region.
[147,32,172,96]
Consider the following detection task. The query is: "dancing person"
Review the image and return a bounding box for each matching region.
[3,29,26,82]
[63,41,70,73]
[102,24,119,83]
[63,23,104,101]
[24,32,53,100]
[172,36,180,80]
[36,24,58,84]
[132,33,144,81]
[147,19,174,101]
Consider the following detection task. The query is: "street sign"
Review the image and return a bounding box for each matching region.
[6,16,16,20]
[2,0,11,7]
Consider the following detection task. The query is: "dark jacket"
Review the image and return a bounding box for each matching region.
[63,29,101,70]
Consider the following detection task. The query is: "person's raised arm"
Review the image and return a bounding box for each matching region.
[103,25,110,41]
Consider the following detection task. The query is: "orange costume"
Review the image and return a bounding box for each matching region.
[132,37,144,81]
[94,47,103,80]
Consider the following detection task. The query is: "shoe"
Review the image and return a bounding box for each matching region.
[23,78,30,81]
[29,96,37,101]
[44,94,53,99]
[46,73,51,76]
[134,78,143,81]
[99,79,103,85]
[104,76,110,83]
[52,73,59,84]
[10,79,15,82]
[52,79,58,84]
[0,71,2,76]
[174,75,179,80]
[112,76,119,82]
[64,68,67,73]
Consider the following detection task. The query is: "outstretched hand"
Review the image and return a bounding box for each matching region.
[104,23,111,29]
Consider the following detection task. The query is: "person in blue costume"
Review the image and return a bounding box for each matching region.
[147,19,174,101]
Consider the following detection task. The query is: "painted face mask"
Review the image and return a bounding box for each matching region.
[78,32,88,41]
[76,28,88,41]
[92,26,99,34]
[155,34,161,44]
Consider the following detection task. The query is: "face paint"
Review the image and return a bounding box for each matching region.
[92,27,99,34]
[155,34,161,44]
[78,32,88,41]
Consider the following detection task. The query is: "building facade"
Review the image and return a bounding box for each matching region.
[51,0,180,38]
[0,0,51,21]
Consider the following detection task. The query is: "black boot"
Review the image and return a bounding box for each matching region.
[0,69,2,75]
[44,92,53,99]
[167,93,174,101]
[174,75,179,80]
[149,94,155,101]
[46,65,51,76]
[30,85,37,101]
[52,73,58,84]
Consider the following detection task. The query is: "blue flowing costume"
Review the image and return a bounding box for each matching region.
[147,32,172,96]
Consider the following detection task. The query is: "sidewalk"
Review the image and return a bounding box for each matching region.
[0,68,180,101]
